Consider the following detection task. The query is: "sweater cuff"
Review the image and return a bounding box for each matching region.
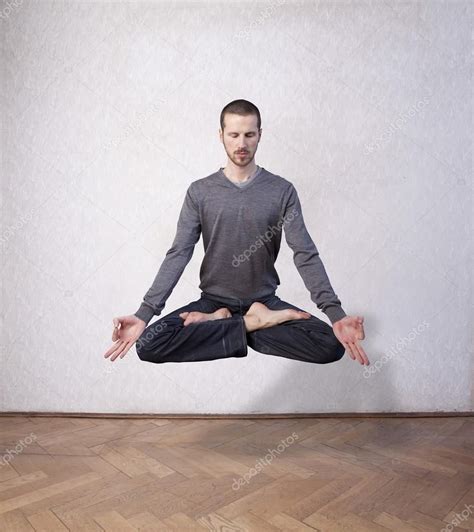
[325,306,347,325]
[134,303,155,325]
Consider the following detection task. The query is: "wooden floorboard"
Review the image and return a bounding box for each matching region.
[0,416,472,530]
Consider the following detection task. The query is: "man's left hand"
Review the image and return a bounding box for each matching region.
[333,316,369,366]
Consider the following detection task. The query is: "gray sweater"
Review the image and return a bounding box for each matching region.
[134,166,347,325]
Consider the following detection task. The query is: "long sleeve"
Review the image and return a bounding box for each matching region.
[282,183,347,324]
[134,184,201,325]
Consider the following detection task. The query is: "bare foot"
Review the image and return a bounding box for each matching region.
[179,307,232,327]
[243,302,311,332]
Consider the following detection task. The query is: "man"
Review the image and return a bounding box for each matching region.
[104,99,368,366]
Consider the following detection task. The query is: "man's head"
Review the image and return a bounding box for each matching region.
[219,99,262,168]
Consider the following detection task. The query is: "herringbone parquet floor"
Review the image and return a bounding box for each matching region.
[0,416,472,531]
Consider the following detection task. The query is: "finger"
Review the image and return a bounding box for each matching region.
[353,340,370,365]
[349,344,362,364]
[343,342,355,361]
[349,341,367,365]
[110,340,131,361]
[104,340,122,358]
[347,342,364,365]
[120,338,137,358]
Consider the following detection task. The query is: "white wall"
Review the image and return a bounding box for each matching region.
[1,0,472,414]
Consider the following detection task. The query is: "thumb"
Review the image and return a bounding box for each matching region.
[112,318,121,341]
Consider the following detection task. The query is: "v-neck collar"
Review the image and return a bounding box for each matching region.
[217,166,264,191]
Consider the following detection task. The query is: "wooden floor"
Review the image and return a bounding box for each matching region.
[0,416,473,531]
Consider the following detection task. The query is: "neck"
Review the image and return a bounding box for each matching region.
[223,160,258,183]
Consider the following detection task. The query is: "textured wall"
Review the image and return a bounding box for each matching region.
[1,0,472,414]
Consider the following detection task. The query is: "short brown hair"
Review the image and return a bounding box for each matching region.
[220,99,261,130]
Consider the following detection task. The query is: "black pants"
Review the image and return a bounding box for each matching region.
[135,291,345,365]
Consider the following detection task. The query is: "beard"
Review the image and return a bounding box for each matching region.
[224,145,255,167]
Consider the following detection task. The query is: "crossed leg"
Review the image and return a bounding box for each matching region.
[136,294,344,365]
[177,296,345,365]
[246,296,345,364]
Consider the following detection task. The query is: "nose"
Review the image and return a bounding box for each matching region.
[237,137,248,150]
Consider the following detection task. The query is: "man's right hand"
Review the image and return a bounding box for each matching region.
[103,315,146,362]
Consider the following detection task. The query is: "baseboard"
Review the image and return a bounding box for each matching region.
[0,411,472,418]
